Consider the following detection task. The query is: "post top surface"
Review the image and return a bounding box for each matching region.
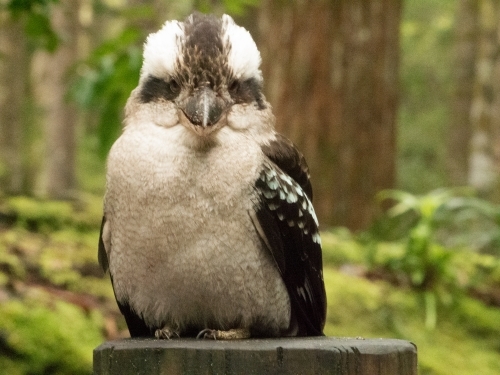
[94,337,418,375]
[96,336,416,355]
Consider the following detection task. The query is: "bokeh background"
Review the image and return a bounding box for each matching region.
[1,0,500,374]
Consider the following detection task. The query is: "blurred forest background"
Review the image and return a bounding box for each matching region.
[1,0,500,374]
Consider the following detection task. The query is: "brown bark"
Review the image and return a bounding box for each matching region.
[448,0,479,185]
[257,0,401,230]
[33,1,79,198]
[468,0,500,198]
[0,16,29,194]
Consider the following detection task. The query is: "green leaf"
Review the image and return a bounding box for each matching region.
[377,189,420,217]
[424,291,437,330]
[71,27,144,158]
[222,0,260,15]
[7,0,58,13]
[24,11,59,51]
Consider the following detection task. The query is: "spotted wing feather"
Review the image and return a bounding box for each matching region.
[253,135,327,336]
[260,133,313,199]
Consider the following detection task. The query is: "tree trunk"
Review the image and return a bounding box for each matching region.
[33,0,79,198]
[257,0,401,230]
[0,15,29,194]
[468,0,500,199]
[448,0,479,185]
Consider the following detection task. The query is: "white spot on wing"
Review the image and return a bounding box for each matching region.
[267,179,279,190]
[265,169,276,179]
[307,201,319,225]
[279,173,293,186]
[286,191,298,203]
[279,190,286,200]
[297,286,307,301]
[263,189,277,199]
[312,232,322,245]
[268,203,279,210]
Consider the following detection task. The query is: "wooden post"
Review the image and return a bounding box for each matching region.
[93,337,417,375]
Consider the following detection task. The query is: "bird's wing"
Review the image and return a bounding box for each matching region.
[97,217,110,273]
[98,216,153,337]
[251,134,327,336]
[260,133,313,199]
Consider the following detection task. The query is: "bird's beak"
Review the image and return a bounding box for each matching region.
[181,86,227,131]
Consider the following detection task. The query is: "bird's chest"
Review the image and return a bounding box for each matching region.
[106,125,267,302]
[129,141,257,228]
[108,125,259,217]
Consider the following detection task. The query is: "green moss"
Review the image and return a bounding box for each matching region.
[323,267,500,375]
[0,295,104,375]
[1,198,500,375]
[0,201,112,374]
[0,245,25,280]
[321,228,366,265]
[7,197,74,232]
[72,276,115,300]
[3,195,102,233]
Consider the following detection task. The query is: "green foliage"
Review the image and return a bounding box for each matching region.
[0,193,112,374]
[0,296,103,375]
[0,193,499,375]
[399,0,456,192]
[193,0,260,15]
[6,196,73,231]
[367,188,500,329]
[323,267,500,375]
[441,195,500,253]
[6,0,56,11]
[4,0,60,51]
[372,188,500,254]
[71,27,144,159]
[221,0,259,15]
[0,196,109,295]
[320,228,366,265]
[322,227,500,375]
[376,188,461,286]
[2,195,103,232]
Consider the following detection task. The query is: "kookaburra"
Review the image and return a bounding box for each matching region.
[98,12,327,340]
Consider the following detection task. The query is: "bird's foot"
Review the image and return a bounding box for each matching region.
[155,326,180,340]
[196,328,251,340]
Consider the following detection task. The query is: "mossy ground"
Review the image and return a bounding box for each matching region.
[323,268,500,375]
[0,197,499,374]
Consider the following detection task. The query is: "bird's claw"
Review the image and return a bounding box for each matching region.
[196,328,217,340]
[196,328,251,340]
[155,327,180,340]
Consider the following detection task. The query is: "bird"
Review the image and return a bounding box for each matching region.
[98,12,327,340]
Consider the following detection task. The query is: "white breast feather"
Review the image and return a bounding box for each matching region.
[106,123,290,334]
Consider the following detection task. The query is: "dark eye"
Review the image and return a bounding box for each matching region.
[169,79,180,94]
[228,80,240,94]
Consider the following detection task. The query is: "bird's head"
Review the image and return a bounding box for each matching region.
[127,13,270,141]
